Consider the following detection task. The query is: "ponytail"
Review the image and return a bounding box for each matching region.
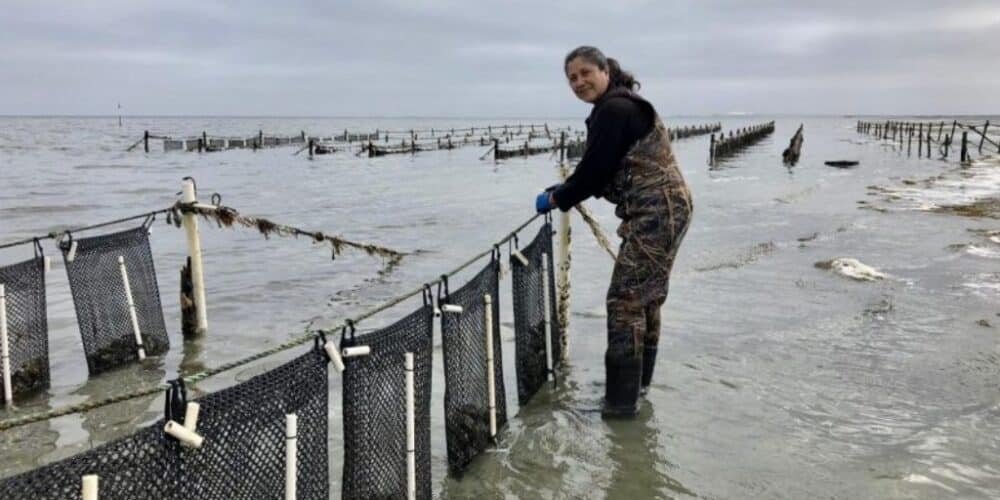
[606,58,640,91]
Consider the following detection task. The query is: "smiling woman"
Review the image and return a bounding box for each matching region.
[534,45,694,418]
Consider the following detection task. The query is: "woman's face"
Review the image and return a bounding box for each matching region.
[565,57,609,104]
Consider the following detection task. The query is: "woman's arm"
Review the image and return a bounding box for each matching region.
[551,97,651,210]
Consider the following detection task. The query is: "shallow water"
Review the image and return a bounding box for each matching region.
[1,115,998,499]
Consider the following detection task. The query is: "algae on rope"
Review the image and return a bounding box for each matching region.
[173,202,407,267]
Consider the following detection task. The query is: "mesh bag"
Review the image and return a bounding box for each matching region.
[511,221,562,405]
[0,249,49,399]
[59,224,169,374]
[439,258,508,474]
[342,303,434,499]
[0,345,330,499]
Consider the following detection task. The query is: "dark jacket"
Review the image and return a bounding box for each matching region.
[552,87,655,211]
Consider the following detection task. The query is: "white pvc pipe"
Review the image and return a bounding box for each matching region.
[342,346,371,358]
[440,304,463,314]
[285,413,298,500]
[511,249,529,267]
[44,256,51,273]
[164,420,204,448]
[484,293,496,438]
[181,180,208,335]
[184,402,200,432]
[82,474,98,500]
[117,256,146,361]
[0,284,11,406]
[324,341,345,373]
[405,352,416,500]
[66,241,78,263]
[542,254,553,373]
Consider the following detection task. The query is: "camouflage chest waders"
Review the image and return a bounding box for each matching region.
[601,116,692,416]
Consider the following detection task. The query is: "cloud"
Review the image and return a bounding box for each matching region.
[1,0,997,115]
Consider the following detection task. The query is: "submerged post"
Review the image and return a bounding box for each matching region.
[979,120,990,153]
[961,131,969,162]
[118,256,146,361]
[556,161,571,363]
[0,284,10,406]
[484,293,497,439]
[144,130,150,153]
[404,352,416,500]
[181,179,208,335]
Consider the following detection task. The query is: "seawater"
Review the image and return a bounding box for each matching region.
[1,116,998,499]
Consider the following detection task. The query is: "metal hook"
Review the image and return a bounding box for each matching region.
[315,330,330,360]
[164,379,187,424]
[439,274,450,301]
[210,193,222,207]
[339,319,356,348]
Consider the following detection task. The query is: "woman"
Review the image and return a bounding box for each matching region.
[535,46,692,418]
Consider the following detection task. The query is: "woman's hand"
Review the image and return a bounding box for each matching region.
[535,191,556,213]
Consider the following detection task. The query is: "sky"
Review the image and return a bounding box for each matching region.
[2,0,999,117]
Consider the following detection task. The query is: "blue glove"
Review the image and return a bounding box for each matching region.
[536,191,555,213]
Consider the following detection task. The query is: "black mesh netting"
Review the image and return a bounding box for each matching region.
[0,346,329,499]
[342,304,434,499]
[511,222,562,406]
[439,259,508,474]
[0,255,49,399]
[60,225,169,374]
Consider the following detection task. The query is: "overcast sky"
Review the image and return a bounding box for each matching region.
[2,1,998,117]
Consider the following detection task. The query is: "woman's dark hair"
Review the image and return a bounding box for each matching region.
[564,45,640,91]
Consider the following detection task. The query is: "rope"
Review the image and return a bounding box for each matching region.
[957,122,1000,150]
[0,213,542,432]
[574,204,617,260]
[0,209,173,251]
[174,202,407,263]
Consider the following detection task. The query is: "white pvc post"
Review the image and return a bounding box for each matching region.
[484,294,496,438]
[556,162,571,363]
[0,284,11,406]
[82,474,98,500]
[541,254,553,374]
[181,179,208,335]
[117,256,146,361]
[405,352,416,500]
[285,413,298,500]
